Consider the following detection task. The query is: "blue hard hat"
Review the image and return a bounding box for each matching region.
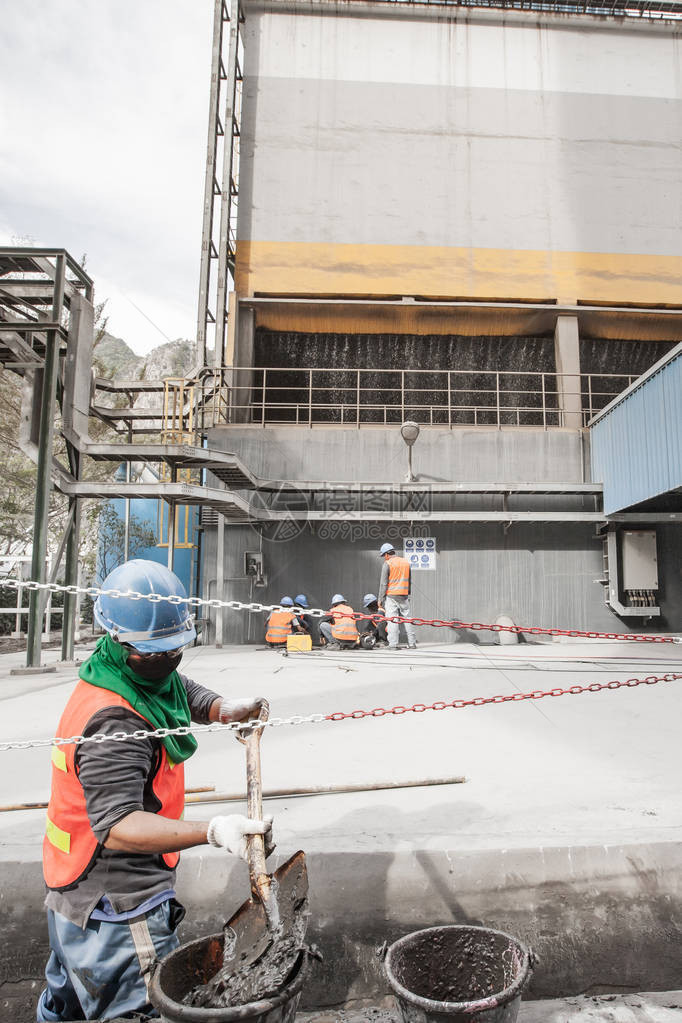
[94,559,196,653]
[280,596,294,607]
[363,593,378,608]
[331,593,345,605]
[379,542,395,556]
[294,594,309,608]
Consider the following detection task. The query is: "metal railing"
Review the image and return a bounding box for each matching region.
[89,364,639,437]
[214,365,637,429]
[364,0,682,21]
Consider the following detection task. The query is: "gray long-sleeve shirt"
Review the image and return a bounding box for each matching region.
[45,673,220,928]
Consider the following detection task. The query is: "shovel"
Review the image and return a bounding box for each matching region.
[183,704,309,1007]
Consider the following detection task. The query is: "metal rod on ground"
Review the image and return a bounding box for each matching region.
[186,775,467,805]
[0,786,216,814]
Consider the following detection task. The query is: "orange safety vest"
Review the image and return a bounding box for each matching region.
[265,610,296,644]
[331,604,359,642]
[386,555,411,597]
[43,680,184,891]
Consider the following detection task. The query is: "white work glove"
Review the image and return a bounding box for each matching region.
[217,697,268,725]
[206,813,275,860]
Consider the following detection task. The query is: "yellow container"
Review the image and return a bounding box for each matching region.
[286,634,312,652]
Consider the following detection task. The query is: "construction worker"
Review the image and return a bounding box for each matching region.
[264,596,302,647]
[359,593,388,648]
[319,594,359,649]
[378,542,417,649]
[37,559,273,1023]
[293,593,313,637]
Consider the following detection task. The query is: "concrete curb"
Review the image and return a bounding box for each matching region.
[3,840,681,1021]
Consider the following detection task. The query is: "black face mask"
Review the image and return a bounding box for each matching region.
[123,645,184,681]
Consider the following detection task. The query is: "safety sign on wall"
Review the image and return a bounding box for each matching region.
[404,537,436,570]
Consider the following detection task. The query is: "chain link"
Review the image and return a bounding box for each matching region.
[1,675,679,753]
[4,579,678,644]
[324,672,682,721]
[0,713,328,753]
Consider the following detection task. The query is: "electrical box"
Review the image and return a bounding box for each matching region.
[622,531,658,590]
[244,552,266,586]
[244,552,263,577]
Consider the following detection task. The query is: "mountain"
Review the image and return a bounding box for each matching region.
[92,332,143,379]
[92,334,200,410]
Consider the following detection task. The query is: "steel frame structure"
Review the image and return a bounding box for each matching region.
[196,0,245,371]
[0,248,93,668]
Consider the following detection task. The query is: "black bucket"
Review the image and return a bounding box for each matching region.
[384,925,533,1023]
[148,932,309,1023]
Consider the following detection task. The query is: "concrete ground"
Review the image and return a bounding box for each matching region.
[299,990,682,1020]
[1,636,682,1019]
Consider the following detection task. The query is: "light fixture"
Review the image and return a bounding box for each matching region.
[400,420,420,482]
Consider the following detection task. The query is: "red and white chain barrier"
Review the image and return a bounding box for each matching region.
[5,579,681,645]
[1,673,680,753]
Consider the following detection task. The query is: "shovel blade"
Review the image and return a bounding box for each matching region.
[224,850,308,969]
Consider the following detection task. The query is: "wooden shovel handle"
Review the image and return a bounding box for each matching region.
[244,706,277,923]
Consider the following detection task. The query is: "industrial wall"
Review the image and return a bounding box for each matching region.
[208,424,587,484]
[201,427,682,640]
[236,0,682,309]
[203,520,611,645]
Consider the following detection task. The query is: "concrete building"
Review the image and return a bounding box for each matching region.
[201,0,682,644]
[2,2,680,657]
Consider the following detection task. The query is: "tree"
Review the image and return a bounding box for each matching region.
[91,504,158,583]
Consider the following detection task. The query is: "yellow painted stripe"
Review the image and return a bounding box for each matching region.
[45,815,71,855]
[51,746,67,773]
[235,241,682,307]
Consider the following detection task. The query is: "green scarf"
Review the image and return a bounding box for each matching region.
[79,634,198,763]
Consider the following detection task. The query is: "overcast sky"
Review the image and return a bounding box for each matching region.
[0,1,214,354]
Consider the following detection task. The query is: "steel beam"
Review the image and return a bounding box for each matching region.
[26,254,65,667]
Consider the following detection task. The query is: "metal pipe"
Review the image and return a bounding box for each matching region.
[215,512,225,646]
[185,775,467,805]
[61,496,81,663]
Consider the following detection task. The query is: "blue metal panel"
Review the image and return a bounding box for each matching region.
[590,344,682,515]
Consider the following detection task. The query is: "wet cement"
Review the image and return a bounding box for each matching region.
[184,894,310,1008]
[389,928,522,1004]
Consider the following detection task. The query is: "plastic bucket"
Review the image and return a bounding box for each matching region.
[384,925,533,1023]
[148,932,309,1023]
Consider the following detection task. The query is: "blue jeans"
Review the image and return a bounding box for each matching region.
[37,901,181,1021]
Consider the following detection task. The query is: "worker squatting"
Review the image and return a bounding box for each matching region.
[265,541,417,652]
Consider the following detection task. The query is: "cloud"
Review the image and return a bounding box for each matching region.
[0,0,213,354]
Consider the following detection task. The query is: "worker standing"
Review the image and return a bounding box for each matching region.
[319,594,359,649]
[264,596,302,647]
[378,542,417,649]
[37,560,273,1023]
